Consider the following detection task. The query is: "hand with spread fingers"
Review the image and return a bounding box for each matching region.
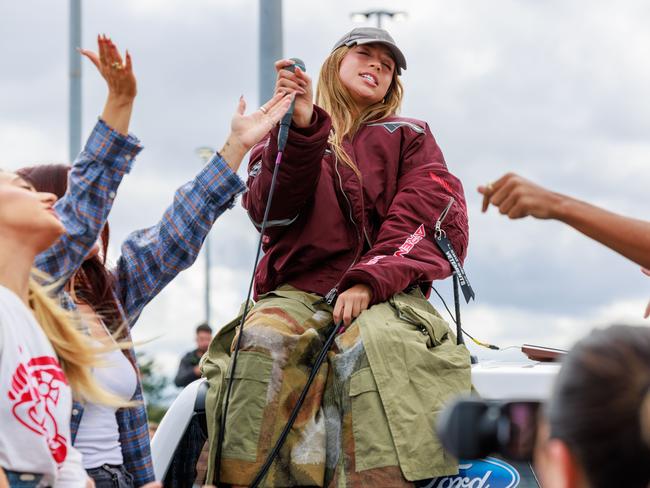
[478,173,562,220]
[274,58,313,128]
[333,284,373,328]
[219,91,293,172]
[79,34,136,135]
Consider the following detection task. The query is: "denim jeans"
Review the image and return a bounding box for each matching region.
[3,471,44,488]
[86,464,134,488]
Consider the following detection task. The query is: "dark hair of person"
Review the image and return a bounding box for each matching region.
[547,325,650,488]
[16,164,122,333]
[196,323,212,335]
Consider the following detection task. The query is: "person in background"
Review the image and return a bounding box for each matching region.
[479,173,650,317]
[19,35,292,488]
[534,324,650,487]
[174,323,213,387]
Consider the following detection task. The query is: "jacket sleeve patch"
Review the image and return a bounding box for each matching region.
[429,171,453,195]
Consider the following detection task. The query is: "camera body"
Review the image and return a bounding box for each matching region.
[437,397,542,461]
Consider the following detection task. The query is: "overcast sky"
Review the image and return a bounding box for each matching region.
[2,0,649,378]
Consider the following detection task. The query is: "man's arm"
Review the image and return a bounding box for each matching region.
[479,173,650,269]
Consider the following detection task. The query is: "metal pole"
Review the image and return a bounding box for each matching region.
[69,0,82,163]
[259,0,283,106]
[205,233,211,325]
[196,147,215,325]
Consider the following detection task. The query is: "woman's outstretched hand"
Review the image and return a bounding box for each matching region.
[220,91,293,172]
[478,173,563,219]
[79,34,136,135]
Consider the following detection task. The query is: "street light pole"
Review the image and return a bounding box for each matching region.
[349,9,408,29]
[259,0,283,106]
[196,147,215,325]
[69,0,82,163]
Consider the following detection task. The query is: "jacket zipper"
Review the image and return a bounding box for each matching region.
[435,197,455,240]
[335,157,363,257]
[327,155,366,302]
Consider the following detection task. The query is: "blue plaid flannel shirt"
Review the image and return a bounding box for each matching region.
[36,119,246,486]
[35,118,140,287]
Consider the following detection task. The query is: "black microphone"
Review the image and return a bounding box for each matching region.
[277,58,306,152]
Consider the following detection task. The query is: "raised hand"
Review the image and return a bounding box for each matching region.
[79,35,135,135]
[79,34,136,101]
[274,59,313,128]
[219,91,293,171]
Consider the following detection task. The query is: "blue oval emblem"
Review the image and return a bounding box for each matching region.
[423,458,520,488]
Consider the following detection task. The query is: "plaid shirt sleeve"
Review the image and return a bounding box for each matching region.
[112,152,246,326]
[35,119,142,288]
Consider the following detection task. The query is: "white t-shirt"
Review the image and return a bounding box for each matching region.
[74,340,137,469]
[0,285,86,487]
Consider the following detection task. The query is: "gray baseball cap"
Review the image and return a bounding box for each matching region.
[332,27,407,75]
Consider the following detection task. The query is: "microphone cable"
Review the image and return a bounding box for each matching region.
[214,59,306,487]
[250,315,342,487]
[213,149,284,486]
[431,283,500,351]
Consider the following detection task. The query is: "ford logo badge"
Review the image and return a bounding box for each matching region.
[422,458,521,488]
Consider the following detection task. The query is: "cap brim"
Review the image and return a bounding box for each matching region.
[346,38,407,74]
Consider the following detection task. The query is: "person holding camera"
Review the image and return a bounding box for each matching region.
[534,324,650,488]
[439,325,650,487]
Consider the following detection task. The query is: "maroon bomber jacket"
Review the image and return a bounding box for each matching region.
[243,105,469,305]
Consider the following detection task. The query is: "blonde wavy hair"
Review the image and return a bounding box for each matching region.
[29,271,134,407]
[316,45,404,176]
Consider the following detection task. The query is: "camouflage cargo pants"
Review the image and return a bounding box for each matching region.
[202,285,471,487]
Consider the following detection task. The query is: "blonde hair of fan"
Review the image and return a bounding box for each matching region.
[29,271,135,407]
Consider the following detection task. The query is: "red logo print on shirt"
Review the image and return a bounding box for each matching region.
[8,355,69,464]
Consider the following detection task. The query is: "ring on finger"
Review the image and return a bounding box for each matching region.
[259,106,268,114]
[486,182,494,192]
[111,61,123,70]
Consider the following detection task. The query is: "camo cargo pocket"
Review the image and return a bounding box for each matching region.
[349,367,398,471]
[222,351,273,462]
